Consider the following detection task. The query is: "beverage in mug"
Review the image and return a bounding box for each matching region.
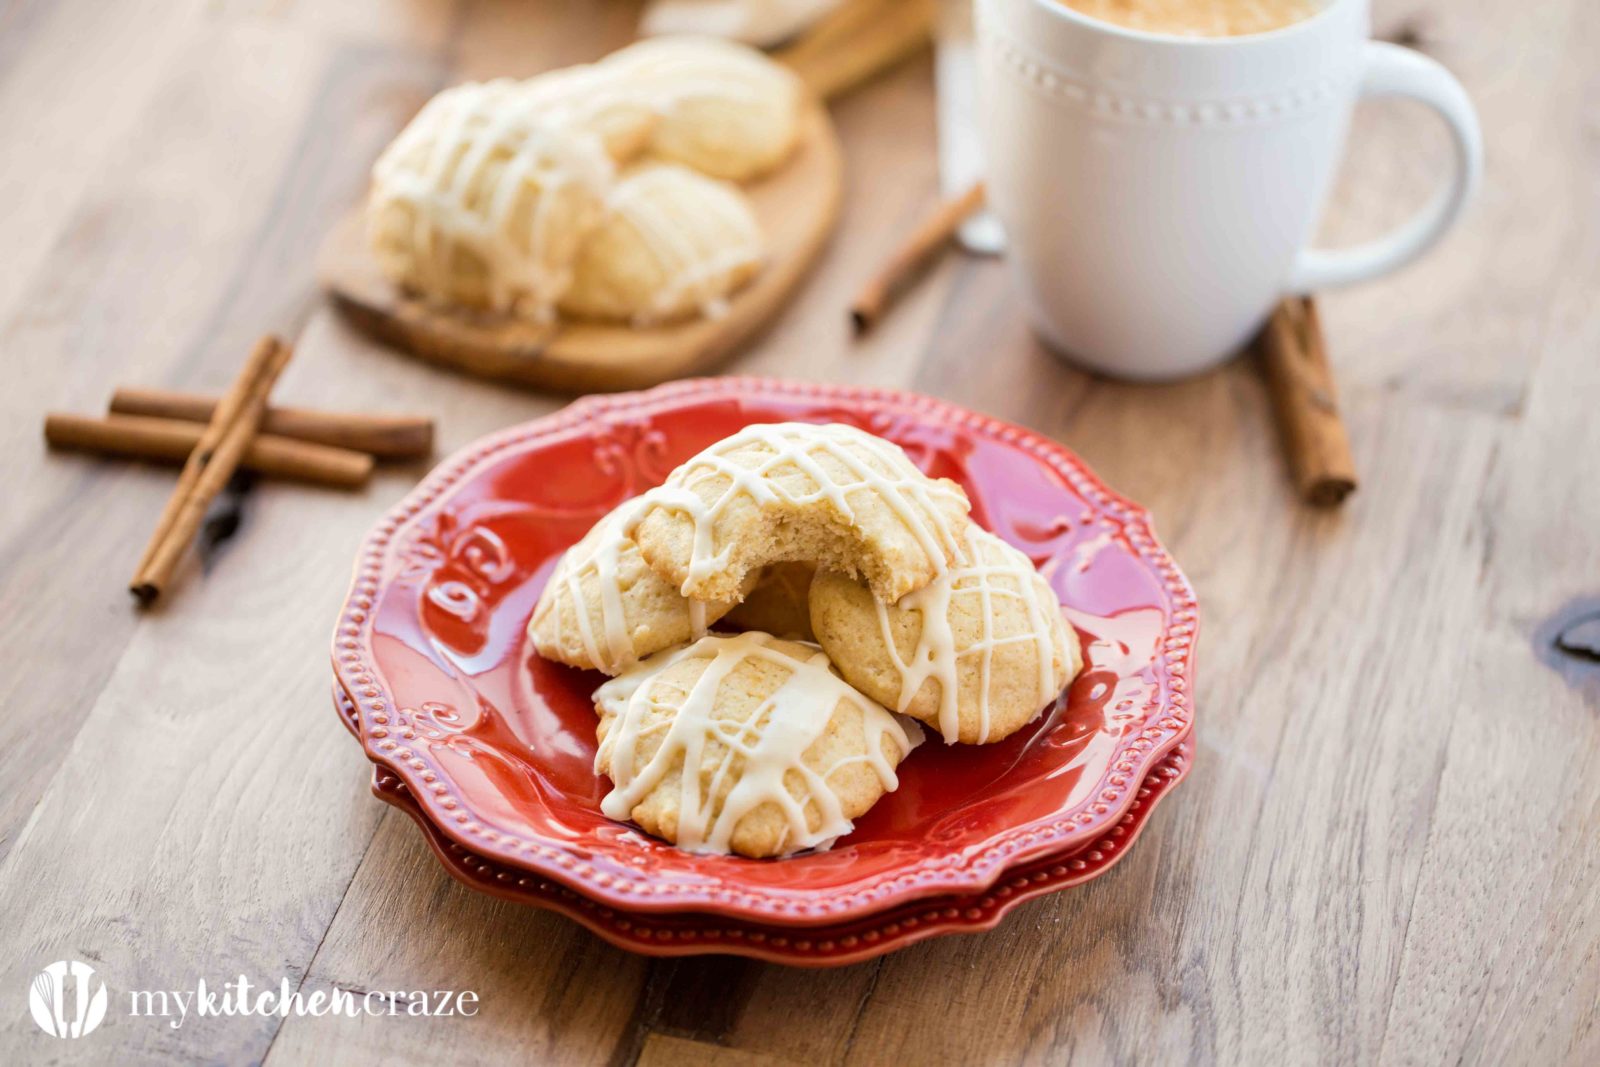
[977,0,1482,379]
[1054,0,1318,38]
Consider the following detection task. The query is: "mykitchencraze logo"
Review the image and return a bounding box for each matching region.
[29,962,478,1037]
[128,977,480,1028]
[29,961,108,1039]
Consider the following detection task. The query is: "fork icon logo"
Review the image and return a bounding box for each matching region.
[28,960,107,1039]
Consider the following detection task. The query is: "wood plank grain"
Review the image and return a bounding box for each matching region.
[693,392,1508,1065]
[612,0,1600,1061]
[0,0,210,326]
[0,8,535,1065]
[0,471,406,1062]
[0,0,1596,1064]
[0,21,431,864]
[638,1032,797,1067]
[739,50,950,389]
[1376,3,1600,1057]
[1317,0,1581,415]
[255,10,663,1061]
[260,813,651,1066]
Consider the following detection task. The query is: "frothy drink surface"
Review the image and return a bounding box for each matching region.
[1055,0,1317,37]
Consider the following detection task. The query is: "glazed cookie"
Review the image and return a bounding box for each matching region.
[721,562,816,641]
[633,422,973,605]
[601,36,803,181]
[810,525,1080,745]
[529,496,753,675]
[558,163,766,325]
[368,80,613,318]
[521,64,659,163]
[593,632,922,857]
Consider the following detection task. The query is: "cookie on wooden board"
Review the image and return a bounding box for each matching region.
[559,164,766,326]
[602,35,804,181]
[367,80,612,318]
[521,63,659,163]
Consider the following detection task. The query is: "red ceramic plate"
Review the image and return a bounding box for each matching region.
[335,683,1191,966]
[331,378,1197,926]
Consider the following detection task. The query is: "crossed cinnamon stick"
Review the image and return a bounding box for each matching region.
[127,335,293,602]
[43,335,435,604]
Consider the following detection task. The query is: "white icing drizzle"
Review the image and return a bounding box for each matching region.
[520,63,643,136]
[646,422,970,593]
[602,166,765,325]
[874,526,1066,744]
[369,79,614,319]
[594,632,922,855]
[518,63,671,164]
[540,495,715,675]
[552,499,647,672]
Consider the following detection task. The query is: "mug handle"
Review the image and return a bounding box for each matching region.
[1289,41,1483,292]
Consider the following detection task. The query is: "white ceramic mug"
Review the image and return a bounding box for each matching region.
[975,0,1482,380]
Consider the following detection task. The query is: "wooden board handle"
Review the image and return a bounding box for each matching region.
[776,0,936,101]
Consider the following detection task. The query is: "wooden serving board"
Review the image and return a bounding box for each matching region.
[317,101,843,394]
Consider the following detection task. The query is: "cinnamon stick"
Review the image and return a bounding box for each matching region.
[109,387,432,459]
[851,181,986,334]
[46,413,373,488]
[1259,297,1358,506]
[130,335,294,603]
[777,0,936,101]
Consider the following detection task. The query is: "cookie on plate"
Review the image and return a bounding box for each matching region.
[633,422,972,605]
[721,561,816,641]
[367,79,613,318]
[529,496,749,675]
[558,163,766,325]
[593,632,922,857]
[810,525,1080,744]
[600,36,803,181]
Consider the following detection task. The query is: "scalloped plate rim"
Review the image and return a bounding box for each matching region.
[337,680,1193,966]
[331,377,1199,925]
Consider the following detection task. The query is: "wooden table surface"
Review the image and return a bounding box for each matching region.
[2,1,1596,1064]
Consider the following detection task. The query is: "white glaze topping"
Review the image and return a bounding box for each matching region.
[369,37,797,322]
[519,63,646,138]
[594,632,921,855]
[645,422,970,594]
[541,497,712,675]
[875,525,1068,744]
[369,79,614,318]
